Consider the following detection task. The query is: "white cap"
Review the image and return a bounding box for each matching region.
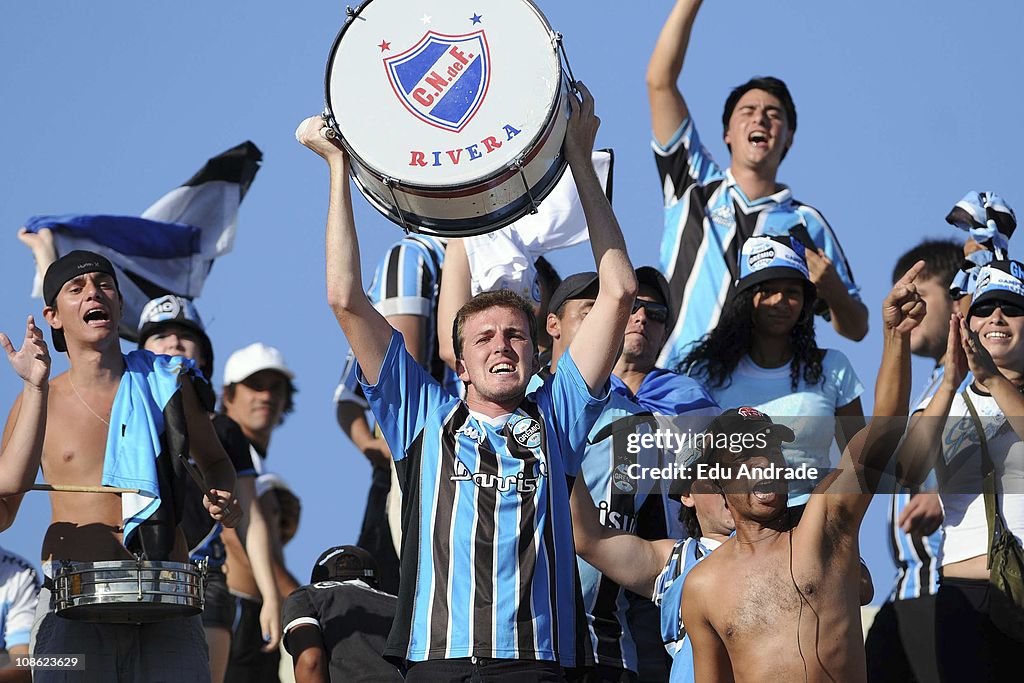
[255,472,294,499]
[223,342,295,386]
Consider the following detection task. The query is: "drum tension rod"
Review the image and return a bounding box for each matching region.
[135,554,144,602]
[554,32,579,90]
[382,176,413,233]
[512,156,539,215]
[345,2,369,23]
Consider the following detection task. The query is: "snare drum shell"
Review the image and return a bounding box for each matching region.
[54,560,206,624]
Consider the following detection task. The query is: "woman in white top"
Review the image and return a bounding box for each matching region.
[678,236,865,502]
[898,259,1024,678]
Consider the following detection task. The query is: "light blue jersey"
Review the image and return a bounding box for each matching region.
[652,537,720,683]
[653,118,860,368]
[360,330,607,665]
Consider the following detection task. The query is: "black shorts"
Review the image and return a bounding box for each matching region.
[201,568,236,630]
[936,577,1020,682]
[406,658,565,683]
[225,595,280,683]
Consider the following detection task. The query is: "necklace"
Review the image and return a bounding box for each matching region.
[68,376,111,427]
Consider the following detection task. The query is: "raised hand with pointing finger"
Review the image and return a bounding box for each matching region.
[883,260,927,335]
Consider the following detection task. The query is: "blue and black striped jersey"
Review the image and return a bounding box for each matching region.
[359,330,607,665]
[652,536,718,683]
[653,118,860,369]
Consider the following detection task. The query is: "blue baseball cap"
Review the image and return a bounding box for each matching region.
[735,236,811,294]
[970,260,1024,314]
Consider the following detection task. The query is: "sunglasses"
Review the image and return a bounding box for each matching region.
[971,301,1024,318]
[631,300,669,323]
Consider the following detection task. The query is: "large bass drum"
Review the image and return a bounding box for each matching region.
[324,0,572,236]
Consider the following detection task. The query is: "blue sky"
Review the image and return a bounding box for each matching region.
[2,1,1022,603]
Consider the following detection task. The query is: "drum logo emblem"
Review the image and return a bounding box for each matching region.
[384,30,490,133]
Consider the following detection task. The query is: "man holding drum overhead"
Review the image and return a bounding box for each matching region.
[0,251,240,681]
[298,82,637,680]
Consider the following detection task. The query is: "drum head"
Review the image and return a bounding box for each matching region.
[326,0,562,188]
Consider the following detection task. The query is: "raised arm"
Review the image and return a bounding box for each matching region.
[235,474,282,652]
[296,116,395,384]
[814,262,925,524]
[564,83,638,393]
[804,248,869,341]
[896,314,967,486]
[181,376,240,528]
[570,476,675,598]
[437,238,472,372]
[647,0,704,146]
[0,315,50,498]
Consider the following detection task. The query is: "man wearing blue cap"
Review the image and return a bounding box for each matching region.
[545,267,718,681]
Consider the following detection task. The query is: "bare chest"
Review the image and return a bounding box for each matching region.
[713,555,810,641]
[42,391,113,485]
[707,549,863,682]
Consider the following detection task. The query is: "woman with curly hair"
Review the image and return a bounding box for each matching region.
[678,235,865,501]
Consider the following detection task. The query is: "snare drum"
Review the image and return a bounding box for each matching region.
[53,558,206,623]
[325,0,571,236]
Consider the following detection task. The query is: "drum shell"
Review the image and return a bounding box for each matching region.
[53,560,206,624]
[324,0,570,236]
[348,86,569,236]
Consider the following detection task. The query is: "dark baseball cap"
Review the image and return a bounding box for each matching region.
[547,271,599,316]
[310,545,378,585]
[635,266,674,328]
[706,407,795,447]
[42,250,121,353]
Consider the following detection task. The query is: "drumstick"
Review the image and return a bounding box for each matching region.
[178,453,209,493]
[178,455,236,522]
[30,484,141,494]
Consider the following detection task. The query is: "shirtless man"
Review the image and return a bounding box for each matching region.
[1,251,239,681]
[680,264,927,682]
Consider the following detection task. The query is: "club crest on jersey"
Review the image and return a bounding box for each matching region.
[384,30,490,133]
[612,464,635,493]
[511,418,542,449]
